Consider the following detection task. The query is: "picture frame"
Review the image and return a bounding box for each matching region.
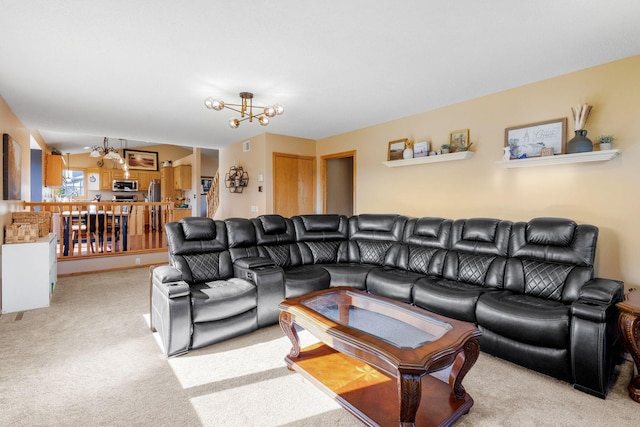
[123,149,159,171]
[3,133,22,200]
[505,118,567,159]
[387,138,408,161]
[413,141,430,158]
[449,129,469,152]
[201,176,213,194]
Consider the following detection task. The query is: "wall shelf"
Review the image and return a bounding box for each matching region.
[496,149,621,168]
[382,151,474,168]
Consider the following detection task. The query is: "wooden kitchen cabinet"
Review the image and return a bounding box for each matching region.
[44,154,63,187]
[172,208,192,221]
[137,171,161,193]
[100,170,112,190]
[161,166,174,200]
[174,164,192,190]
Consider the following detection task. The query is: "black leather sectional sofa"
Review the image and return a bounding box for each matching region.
[150,213,624,398]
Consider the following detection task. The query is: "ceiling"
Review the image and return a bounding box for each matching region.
[1,1,640,154]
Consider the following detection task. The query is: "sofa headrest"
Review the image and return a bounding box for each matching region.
[300,214,340,232]
[357,214,397,232]
[413,217,445,238]
[180,217,217,240]
[509,218,598,266]
[224,217,256,248]
[259,215,287,234]
[462,218,500,243]
[526,217,576,246]
[451,218,512,257]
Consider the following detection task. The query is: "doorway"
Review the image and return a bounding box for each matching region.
[273,152,315,217]
[321,151,355,216]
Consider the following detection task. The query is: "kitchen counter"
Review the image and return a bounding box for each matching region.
[172,208,192,221]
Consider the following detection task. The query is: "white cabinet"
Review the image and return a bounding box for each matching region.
[2,233,57,313]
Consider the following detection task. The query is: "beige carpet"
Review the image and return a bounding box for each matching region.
[0,267,637,426]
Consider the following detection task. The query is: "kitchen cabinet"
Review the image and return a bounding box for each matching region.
[100,170,112,190]
[44,154,63,187]
[2,233,57,313]
[161,166,174,200]
[172,208,192,222]
[174,165,192,190]
[137,171,161,193]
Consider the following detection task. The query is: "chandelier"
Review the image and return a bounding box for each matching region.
[89,137,130,178]
[90,137,122,160]
[204,92,284,128]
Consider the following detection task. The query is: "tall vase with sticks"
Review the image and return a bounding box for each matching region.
[566,103,593,153]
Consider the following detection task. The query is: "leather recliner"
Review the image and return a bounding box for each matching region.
[151,217,259,356]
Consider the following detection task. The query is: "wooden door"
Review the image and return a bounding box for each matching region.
[273,153,315,217]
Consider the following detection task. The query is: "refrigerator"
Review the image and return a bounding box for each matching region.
[147,179,162,230]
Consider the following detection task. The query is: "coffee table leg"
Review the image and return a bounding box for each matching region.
[399,372,422,427]
[618,311,640,403]
[449,337,480,399]
[279,311,301,358]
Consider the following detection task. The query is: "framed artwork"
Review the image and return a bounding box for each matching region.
[3,133,22,200]
[123,149,159,171]
[505,118,567,159]
[201,176,213,194]
[413,141,430,158]
[449,129,469,152]
[387,138,408,161]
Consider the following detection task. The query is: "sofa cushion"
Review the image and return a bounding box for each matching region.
[191,278,257,323]
[476,290,570,349]
[412,277,487,322]
[320,263,373,289]
[365,268,424,303]
[283,265,331,298]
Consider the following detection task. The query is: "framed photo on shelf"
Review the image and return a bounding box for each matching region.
[505,118,567,159]
[449,129,469,152]
[387,138,408,161]
[413,141,430,158]
[123,149,159,171]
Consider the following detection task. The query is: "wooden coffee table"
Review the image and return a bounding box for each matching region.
[279,287,481,426]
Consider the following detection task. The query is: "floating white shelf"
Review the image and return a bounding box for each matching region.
[383,151,474,167]
[496,149,621,168]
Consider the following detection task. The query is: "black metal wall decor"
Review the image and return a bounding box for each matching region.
[224,165,249,193]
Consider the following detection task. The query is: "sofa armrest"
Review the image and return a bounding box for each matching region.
[150,265,192,357]
[570,280,623,398]
[152,264,184,286]
[234,256,276,270]
[234,261,284,327]
[578,277,624,305]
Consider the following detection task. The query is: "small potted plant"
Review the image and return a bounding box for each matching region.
[597,135,615,151]
[441,144,450,154]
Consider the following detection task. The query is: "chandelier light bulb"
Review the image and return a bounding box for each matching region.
[264,106,276,117]
[228,118,240,128]
[274,104,284,115]
[259,116,269,126]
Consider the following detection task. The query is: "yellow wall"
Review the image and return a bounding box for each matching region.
[317,55,640,286]
[216,133,315,219]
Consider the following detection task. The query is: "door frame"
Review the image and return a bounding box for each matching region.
[320,150,356,214]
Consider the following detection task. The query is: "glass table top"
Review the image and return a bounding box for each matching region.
[301,289,452,349]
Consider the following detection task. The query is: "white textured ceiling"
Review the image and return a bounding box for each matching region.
[1,1,639,154]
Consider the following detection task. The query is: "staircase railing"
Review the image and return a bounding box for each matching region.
[206,170,220,218]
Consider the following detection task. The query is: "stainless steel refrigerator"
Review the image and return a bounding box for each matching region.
[148,179,162,230]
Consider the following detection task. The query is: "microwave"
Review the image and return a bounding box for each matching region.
[112,179,139,192]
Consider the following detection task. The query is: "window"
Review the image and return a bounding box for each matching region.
[61,169,86,199]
